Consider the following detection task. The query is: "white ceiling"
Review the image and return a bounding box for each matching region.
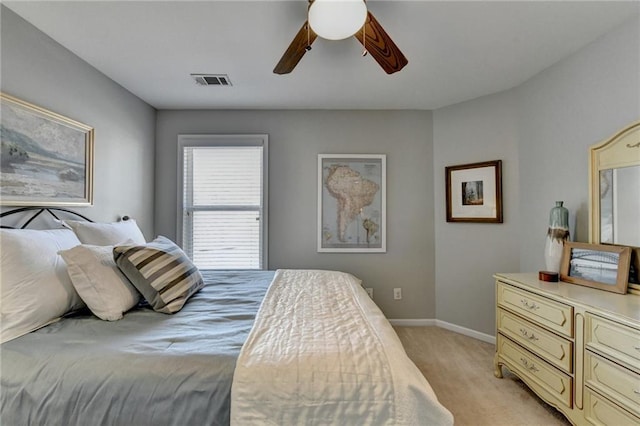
[4,1,638,110]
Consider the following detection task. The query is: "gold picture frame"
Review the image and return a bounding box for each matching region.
[1,93,94,206]
[559,241,631,294]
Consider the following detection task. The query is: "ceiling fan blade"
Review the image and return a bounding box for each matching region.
[355,12,408,74]
[274,21,318,74]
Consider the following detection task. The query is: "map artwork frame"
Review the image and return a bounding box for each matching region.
[318,154,386,253]
[1,93,94,206]
[445,160,502,223]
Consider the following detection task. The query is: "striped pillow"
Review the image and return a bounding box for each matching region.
[113,236,204,314]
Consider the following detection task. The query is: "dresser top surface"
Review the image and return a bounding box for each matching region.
[495,273,640,323]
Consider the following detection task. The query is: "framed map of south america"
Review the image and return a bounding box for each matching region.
[318,154,386,252]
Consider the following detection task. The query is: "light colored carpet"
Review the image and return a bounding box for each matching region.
[395,326,572,426]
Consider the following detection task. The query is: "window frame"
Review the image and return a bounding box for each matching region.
[177,134,268,270]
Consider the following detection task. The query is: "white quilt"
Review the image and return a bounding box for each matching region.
[230,269,454,425]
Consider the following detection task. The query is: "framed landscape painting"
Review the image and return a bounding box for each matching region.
[1,93,94,206]
[446,160,502,223]
[318,154,386,252]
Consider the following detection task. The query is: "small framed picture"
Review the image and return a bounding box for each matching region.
[445,160,502,223]
[559,242,631,294]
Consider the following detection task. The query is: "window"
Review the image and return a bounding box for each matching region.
[178,135,268,270]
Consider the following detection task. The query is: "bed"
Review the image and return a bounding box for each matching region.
[0,208,453,425]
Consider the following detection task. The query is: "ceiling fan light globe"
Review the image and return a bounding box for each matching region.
[308,0,367,41]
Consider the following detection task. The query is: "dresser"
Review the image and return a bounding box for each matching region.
[494,273,640,425]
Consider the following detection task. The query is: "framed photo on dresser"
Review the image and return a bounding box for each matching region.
[559,241,631,294]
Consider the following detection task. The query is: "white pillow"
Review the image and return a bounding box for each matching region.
[0,229,85,343]
[59,244,140,321]
[63,219,146,245]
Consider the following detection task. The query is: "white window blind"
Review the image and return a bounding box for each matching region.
[179,136,267,270]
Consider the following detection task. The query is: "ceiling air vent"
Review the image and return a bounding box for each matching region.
[191,74,232,86]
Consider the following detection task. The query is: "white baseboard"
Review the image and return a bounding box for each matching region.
[388,318,496,345]
[435,320,495,344]
[388,319,436,327]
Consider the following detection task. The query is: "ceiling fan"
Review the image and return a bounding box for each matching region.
[274,0,408,75]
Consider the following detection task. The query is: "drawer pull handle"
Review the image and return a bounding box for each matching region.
[635,346,640,351]
[520,299,540,310]
[519,328,539,341]
[634,390,640,395]
[520,357,539,373]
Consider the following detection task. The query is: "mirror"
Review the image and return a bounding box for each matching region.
[589,120,640,293]
[598,166,640,246]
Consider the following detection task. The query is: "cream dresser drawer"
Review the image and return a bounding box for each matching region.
[497,281,573,337]
[586,314,640,373]
[584,388,640,426]
[497,308,573,373]
[497,335,573,408]
[495,273,640,426]
[585,352,640,417]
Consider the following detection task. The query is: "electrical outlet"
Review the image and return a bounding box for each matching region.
[365,288,374,299]
[393,288,402,300]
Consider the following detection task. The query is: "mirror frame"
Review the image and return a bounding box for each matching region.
[589,120,640,294]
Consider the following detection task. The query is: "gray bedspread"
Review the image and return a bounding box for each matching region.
[0,270,274,426]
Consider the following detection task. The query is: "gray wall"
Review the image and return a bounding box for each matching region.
[517,15,640,272]
[156,16,638,327]
[432,15,640,335]
[433,90,521,334]
[156,110,435,319]
[0,7,156,237]
[5,4,636,328]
